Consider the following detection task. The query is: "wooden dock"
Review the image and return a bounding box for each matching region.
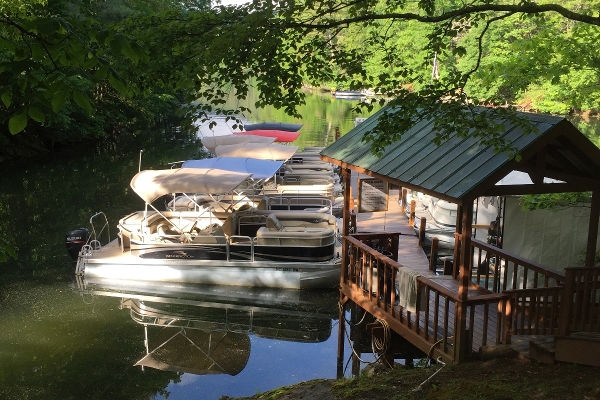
[339,173,564,363]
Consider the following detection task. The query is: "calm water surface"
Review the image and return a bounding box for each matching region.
[0,92,379,400]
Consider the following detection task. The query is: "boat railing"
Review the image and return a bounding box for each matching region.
[89,211,110,247]
[229,235,255,261]
[266,196,333,214]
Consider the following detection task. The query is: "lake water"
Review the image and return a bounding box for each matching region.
[0,91,381,400]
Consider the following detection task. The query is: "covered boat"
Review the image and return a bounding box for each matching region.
[244,122,303,132]
[215,143,298,160]
[201,134,275,154]
[72,167,341,289]
[233,129,300,143]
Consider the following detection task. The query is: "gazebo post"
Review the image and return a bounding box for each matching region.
[454,200,473,362]
[453,205,464,279]
[585,189,600,266]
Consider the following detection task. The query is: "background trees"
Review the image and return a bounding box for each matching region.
[2,0,600,160]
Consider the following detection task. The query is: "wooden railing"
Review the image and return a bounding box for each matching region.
[467,238,565,292]
[560,266,600,335]
[503,286,564,338]
[342,234,510,362]
[342,231,599,362]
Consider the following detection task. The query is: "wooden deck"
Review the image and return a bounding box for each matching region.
[340,173,592,362]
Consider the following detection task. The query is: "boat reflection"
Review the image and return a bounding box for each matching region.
[75,277,339,377]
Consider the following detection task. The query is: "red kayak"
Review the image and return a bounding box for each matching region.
[234,129,300,142]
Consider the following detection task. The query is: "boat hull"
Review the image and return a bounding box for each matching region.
[79,240,340,289]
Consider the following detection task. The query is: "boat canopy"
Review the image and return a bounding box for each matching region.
[201,134,275,153]
[244,122,303,132]
[233,130,300,142]
[182,157,284,180]
[131,168,251,204]
[215,143,298,160]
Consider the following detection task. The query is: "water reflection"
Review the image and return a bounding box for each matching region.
[75,278,340,396]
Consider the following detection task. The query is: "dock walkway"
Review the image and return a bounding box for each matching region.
[343,173,509,360]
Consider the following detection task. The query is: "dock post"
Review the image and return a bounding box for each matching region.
[430,237,439,272]
[418,217,426,246]
[409,200,416,227]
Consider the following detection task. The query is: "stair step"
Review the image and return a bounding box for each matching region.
[528,336,556,365]
[555,332,600,367]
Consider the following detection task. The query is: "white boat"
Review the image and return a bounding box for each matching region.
[243,122,303,132]
[333,90,364,99]
[70,167,341,289]
[175,157,337,214]
[407,192,501,250]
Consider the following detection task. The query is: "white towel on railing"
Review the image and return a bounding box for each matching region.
[397,267,421,313]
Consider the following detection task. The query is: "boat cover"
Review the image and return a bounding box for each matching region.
[182,157,284,180]
[131,168,251,204]
[233,130,300,142]
[201,134,275,153]
[215,143,298,160]
[244,122,303,132]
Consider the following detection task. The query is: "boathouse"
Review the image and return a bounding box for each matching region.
[321,107,600,364]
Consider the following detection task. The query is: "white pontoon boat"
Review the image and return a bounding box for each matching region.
[69,167,341,289]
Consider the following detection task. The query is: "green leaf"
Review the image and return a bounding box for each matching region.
[72,90,92,112]
[8,108,28,134]
[108,72,128,95]
[28,106,45,124]
[51,88,71,112]
[1,92,11,108]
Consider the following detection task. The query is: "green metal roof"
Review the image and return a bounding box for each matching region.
[321,107,600,203]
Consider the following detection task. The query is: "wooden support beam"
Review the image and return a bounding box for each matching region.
[418,217,426,246]
[585,189,600,267]
[342,167,352,237]
[409,200,416,227]
[430,237,439,272]
[454,201,473,363]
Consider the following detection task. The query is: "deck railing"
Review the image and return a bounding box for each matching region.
[342,231,599,362]
[342,234,510,362]
[467,238,565,292]
[502,286,564,338]
[560,266,600,335]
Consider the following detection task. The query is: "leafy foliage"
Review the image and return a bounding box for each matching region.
[3,0,600,160]
[520,192,591,211]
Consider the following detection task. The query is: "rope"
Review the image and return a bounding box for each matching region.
[338,305,394,373]
[371,318,393,368]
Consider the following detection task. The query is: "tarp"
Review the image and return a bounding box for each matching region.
[215,143,298,160]
[130,168,251,204]
[201,135,275,153]
[502,196,600,273]
[234,130,300,142]
[182,157,284,180]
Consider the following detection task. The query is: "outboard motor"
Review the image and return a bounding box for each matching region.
[66,228,90,261]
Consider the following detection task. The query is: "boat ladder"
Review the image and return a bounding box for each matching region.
[74,240,101,276]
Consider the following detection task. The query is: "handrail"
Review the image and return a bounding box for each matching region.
[471,238,565,282]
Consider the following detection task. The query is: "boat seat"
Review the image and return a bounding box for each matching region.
[255,227,334,246]
[265,214,284,231]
